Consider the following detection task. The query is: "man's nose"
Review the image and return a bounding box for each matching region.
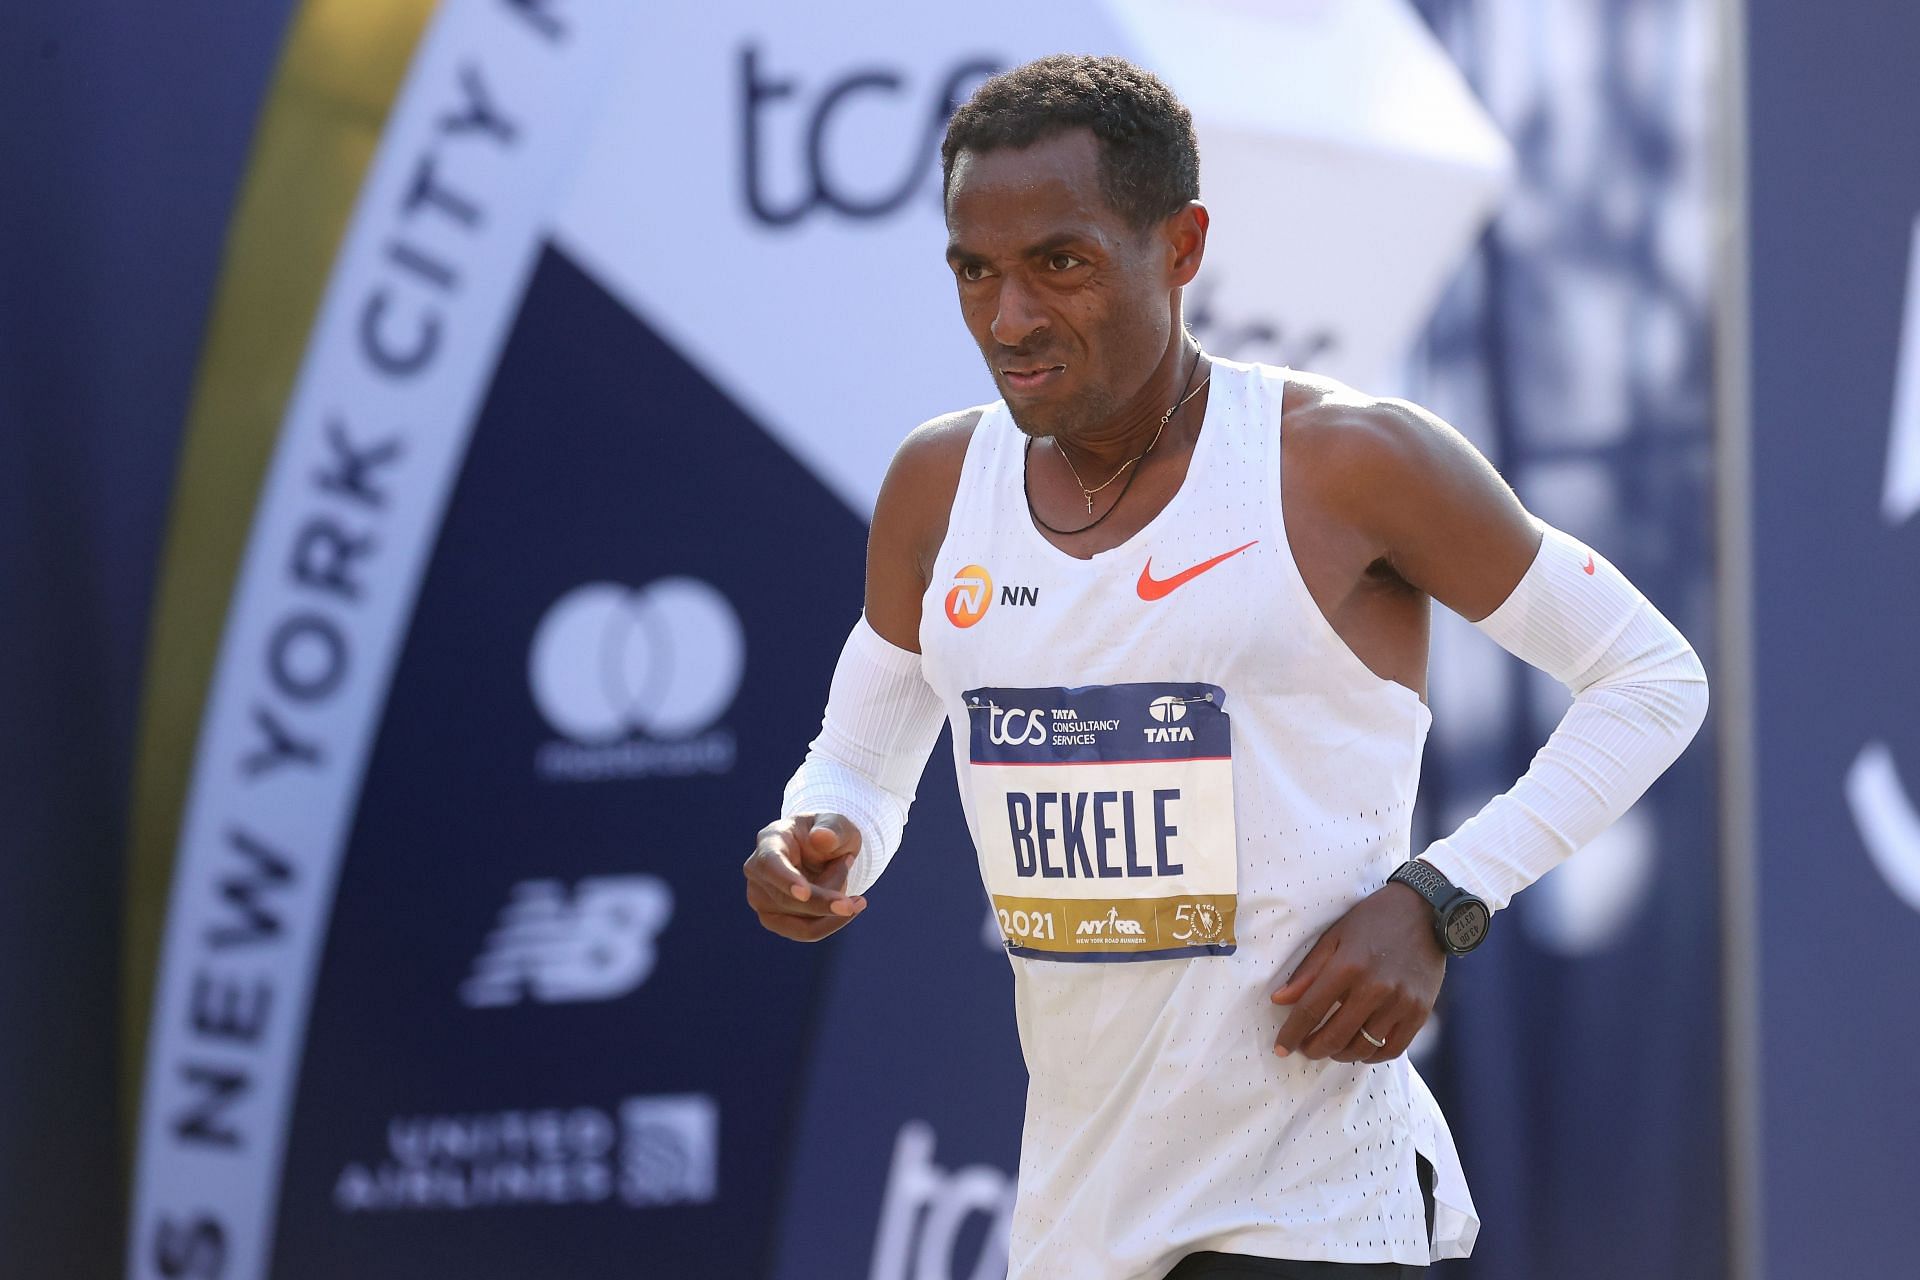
[989,277,1046,349]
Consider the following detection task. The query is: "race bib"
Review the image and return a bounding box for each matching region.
[964,682,1238,961]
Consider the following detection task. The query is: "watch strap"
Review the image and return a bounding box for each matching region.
[1388,857,1454,910]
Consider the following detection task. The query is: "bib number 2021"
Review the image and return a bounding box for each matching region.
[997,907,1057,942]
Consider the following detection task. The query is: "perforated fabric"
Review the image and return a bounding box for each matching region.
[916,359,1477,1277]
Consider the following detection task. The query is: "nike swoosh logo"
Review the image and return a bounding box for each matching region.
[1137,540,1260,601]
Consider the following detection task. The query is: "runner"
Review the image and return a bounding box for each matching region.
[744,54,1708,1280]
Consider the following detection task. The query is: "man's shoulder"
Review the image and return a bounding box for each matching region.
[901,402,994,455]
[1279,368,1452,484]
[885,402,995,488]
[870,403,997,572]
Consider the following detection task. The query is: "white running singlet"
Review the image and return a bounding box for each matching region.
[916,358,1478,1279]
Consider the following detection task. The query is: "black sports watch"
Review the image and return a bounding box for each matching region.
[1388,859,1491,956]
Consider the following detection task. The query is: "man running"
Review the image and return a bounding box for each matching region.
[743,55,1707,1280]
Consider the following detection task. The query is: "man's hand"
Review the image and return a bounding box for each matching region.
[1269,883,1445,1064]
[743,814,868,942]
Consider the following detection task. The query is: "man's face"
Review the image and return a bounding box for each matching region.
[944,129,1180,438]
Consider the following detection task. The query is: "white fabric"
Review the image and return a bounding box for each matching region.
[780,614,945,896]
[916,359,1476,1277]
[1418,524,1709,911]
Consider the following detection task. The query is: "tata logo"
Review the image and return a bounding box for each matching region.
[945,564,992,628]
[1143,724,1195,743]
[739,46,1002,226]
[987,706,1046,747]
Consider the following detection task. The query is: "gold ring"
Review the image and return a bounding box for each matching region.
[1360,1028,1386,1049]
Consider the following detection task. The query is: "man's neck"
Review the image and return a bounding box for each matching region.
[1053,337,1202,472]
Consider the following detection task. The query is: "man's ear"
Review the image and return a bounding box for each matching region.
[1167,200,1210,288]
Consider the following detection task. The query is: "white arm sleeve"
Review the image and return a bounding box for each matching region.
[1418,525,1710,911]
[781,614,948,896]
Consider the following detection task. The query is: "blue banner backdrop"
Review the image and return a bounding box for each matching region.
[1745,4,1920,1275]
[1410,3,1723,1278]
[0,3,1739,1278]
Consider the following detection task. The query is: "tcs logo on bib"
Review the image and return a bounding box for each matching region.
[945,564,992,628]
[987,705,1047,746]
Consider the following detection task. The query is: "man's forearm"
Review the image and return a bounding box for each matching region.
[1419,525,1710,911]
[781,613,947,896]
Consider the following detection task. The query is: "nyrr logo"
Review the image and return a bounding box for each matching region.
[986,705,1046,746]
[945,564,992,628]
[461,876,673,1007]
[529,576,742,781]
[1076,907,1146,938]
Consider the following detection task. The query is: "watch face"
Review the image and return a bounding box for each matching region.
[1443,900,1491,954]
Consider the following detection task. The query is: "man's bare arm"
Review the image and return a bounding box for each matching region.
[1284,385,1543,623]
[1271,388,1705,1064]
[862,408,981,649]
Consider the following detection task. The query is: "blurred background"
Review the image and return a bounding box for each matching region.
[2,0,1913,1277]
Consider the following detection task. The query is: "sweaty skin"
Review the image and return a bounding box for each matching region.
[744,127,1541,1066]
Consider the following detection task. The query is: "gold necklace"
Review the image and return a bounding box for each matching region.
[1052,351,1208,515]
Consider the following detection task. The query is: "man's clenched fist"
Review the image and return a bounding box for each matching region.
[743,813,868,942]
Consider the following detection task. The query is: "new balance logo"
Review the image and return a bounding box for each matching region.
[462,876,673,1007]
[1076,907,1146,937]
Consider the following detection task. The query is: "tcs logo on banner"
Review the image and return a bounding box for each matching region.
[739,46,1001,226]
[870,1121,1013,1280]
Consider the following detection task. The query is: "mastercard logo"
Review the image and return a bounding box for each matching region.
[945,564,992,628]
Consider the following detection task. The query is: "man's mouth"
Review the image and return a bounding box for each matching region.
[1003,364,1066,392]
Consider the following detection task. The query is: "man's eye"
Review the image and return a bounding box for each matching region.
[959,263,989,282]
[1048,253,1083,271]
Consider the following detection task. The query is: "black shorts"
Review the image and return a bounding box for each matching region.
[1160,1154,1435,1280]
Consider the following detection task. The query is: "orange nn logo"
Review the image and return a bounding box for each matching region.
[946,564,992,628]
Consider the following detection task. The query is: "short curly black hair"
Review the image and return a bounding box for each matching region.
[940,54,1200,230]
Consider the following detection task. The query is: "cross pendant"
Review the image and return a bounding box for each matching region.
[1084,493,1095,514]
